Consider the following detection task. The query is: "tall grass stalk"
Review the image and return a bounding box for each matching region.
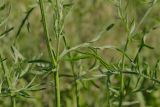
[39,0,60,107]
[63,37,80,107]
[50,0,80,106]
[71,62,80,107]
[118,0,125,106]
[11,97,16,107]
[106,74,110,107]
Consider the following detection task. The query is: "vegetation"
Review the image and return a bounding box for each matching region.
[0,0,160,107]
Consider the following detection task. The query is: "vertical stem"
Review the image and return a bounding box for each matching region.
[50,0,63,106]
[62,36,80,107]
[118,0,131,106]
[11,97,16,107]
[39,0,57,66]
[55,0,61,106]
[106,75,110,107]
[69,61,80,107]
[39,0,60,107]
[54,66,61,107]
[75,82,80,107]
[72,64,80,107]
[118,0,124,106]
[119,37,129,107]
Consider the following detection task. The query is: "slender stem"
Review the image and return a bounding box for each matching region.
[72,64,80,107]
[69,61,80,107]
[50,0,62,106]
[11,97,16,107]
[119,37,129,107]
[106,75,110,107]
[118,0,125,106]
[39,0,61,107]
[75,81,80,107]
[62,35,80,107]
[55,0,61,106]
[54,66,61,107]
[136,0,157,31]
[39,0,57,66]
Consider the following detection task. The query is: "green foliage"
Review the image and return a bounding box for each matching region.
[0,0,160,107]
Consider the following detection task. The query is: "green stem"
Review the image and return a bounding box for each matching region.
[119,32,129,107]
[11,97,16,107]
[39,0,57,66]
[136,0,157,31]
[106,75,110,107]
[39,0,60,107]
[72,64,80,107]
[54,67,61,107]
[62,36,80,107]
